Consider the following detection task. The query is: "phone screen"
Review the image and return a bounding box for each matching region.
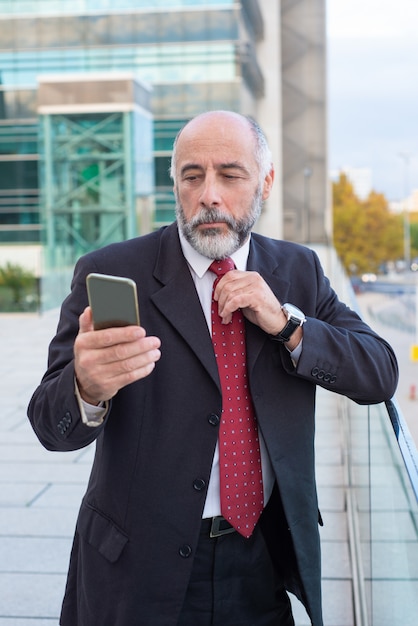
[86,273,140,330]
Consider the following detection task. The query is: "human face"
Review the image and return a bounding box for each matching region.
[173,112,273,259]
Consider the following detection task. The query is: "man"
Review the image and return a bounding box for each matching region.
[28,111,398,626]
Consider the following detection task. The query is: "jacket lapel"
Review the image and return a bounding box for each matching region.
[150,224,220,388]
[245,236,291,372]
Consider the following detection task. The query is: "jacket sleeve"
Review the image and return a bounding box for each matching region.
[27,256,109,451]
[281,250,399,405]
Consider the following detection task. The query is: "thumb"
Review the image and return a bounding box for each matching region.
[79,306,94,333]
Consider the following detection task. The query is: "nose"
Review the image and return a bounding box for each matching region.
[199,172,221,207]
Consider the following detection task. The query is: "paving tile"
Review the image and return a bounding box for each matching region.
[316,464,345,487]
[319,511,348,541]
[0,572,64,620]
[0,461,91,484]
[0,536,72,573]
[0,617,58,626]
[317,486,346,512]
[0,507,78,537]
[29,483,88,509]
[0,483,52,508]
[359,510,417,541]
[321,541,352,578]
[365,580,418,626]
[321,580,354,626]
[361,539,418,579]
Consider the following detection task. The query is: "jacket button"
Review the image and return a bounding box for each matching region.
[208,413,220,426]
[193,478,206,491]
[330,375,337,384]
[179,545,192,558]
[311,367,319,377]
[323,373,331,383]
[317,369,325,379]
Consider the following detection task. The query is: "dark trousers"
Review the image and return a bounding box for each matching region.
[177,508,295,626]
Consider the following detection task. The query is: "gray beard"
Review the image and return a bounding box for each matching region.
[175,188,263,260]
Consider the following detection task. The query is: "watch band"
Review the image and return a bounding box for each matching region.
[272,317,302,343]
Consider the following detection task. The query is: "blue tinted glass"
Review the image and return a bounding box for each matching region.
[0,0,234,14]
[0,43,236,87]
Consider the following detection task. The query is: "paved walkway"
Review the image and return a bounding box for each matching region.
[1,296,415,625]
[0,309,94,625]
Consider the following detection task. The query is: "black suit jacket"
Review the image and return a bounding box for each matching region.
[28,224,398,626]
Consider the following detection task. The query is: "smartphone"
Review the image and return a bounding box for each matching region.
[86,273,140,330]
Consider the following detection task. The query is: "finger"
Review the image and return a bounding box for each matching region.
[106,345,162,383]
[215,275,248,322]
[98,335,161,366]
[96,325,146,348]
[79,306,94,333]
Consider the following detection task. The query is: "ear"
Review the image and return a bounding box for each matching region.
[261,166,275,201]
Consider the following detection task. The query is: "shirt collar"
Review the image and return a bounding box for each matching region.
[178,227,251,278]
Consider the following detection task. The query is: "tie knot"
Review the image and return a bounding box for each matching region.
[209,257,235,277]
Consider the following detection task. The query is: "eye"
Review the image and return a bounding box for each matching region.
[182,173,200,183]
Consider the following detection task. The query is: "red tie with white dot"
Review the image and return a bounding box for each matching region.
[210,258,264,538]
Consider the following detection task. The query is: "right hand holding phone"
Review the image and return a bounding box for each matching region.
[74,307,161,405]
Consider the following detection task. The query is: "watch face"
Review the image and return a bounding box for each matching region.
[283,303,305,321]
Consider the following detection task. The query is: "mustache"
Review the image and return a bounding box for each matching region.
[188,208,239,230]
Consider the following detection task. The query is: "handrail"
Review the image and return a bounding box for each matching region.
[385,397,418,501]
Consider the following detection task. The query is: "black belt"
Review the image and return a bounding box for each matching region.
[201,515,236,538]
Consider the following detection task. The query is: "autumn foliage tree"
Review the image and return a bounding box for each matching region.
[409,213,418,259]
[332,173,403,275]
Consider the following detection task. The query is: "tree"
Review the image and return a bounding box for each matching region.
[409,212,418,259]
[0,262,36,307]
[332,174,403,274]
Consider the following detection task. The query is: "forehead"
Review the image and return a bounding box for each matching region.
[175,114,258,170]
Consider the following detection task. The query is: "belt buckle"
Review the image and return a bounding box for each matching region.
[209,516,236,538]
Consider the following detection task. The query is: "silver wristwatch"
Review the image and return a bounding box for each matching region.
[272,303,306,343]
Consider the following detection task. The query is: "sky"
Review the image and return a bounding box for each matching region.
[327,0,418,200]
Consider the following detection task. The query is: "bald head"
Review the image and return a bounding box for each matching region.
[170,111,272,185]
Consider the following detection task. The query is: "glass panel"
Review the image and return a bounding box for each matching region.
[133,109,154,196]
[0,42,237,88]
[0,0,235,15]
[154,119,185,151]
[1,8,237,49]
[15,18,38,49]
[0,126,38,154]
[368,403,418,626]
[154,155,172,188]
[0,15,15,49]
[153,193,176,228]
[0,226,41,243]
[0,159,38,189]
[152,81,240,117]
[346,397,418,626]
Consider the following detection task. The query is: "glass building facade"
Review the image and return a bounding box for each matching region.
[0,1,262,235]
[0,0,328,306]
